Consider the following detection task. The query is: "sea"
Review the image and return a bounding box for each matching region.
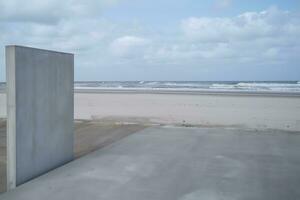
[1,81,300,93]
[74,81,300,93]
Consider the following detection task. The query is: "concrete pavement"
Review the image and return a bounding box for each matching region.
[1,126,300,200]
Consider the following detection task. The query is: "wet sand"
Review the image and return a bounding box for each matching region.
[0,119,146,193]
[74,120,146,158]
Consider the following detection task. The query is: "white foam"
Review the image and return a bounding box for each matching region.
[74,81,300,93]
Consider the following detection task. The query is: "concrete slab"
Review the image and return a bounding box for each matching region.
[1,126,300,200]
[0,119,147,193]
[6,46,74,189]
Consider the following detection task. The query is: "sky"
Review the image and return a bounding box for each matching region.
[0,0,300,81]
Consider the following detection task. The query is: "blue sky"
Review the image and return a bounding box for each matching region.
[103,0,300,22]
[0,0,300,81]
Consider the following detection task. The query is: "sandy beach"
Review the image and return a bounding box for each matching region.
[74,91,300,131]
[1,91,300,131]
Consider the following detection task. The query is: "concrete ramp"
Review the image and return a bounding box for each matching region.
[1,127,300,200]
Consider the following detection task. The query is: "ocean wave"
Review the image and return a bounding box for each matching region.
[144,81,159,86]
[74,81,300,93]
[210,84,236,89]
[237,82,299,88]
[163,82,203,87]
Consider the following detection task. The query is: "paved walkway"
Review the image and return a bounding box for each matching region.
[1,127,300,200]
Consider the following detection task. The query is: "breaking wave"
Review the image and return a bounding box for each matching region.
[73,81,300,93]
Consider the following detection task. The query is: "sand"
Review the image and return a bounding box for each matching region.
[1,91,300,131]
[74,120,146,158]
[73,91,300,131]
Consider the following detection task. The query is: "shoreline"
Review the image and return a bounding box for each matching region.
[0,88,300,98]
[74,88,300,97]
[1,88,300,97]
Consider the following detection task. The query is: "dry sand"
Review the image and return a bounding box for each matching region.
[1,91,300,131]
[73,92,300,131]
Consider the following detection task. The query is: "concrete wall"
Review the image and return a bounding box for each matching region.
[6,46,74,189]
[0,93,6,118]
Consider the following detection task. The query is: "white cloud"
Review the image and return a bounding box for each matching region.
[181,7,299,42]
[178,7,300,64]
[110,36,149,58]
[0,4,299,80]
[0,19,113,51]
[0,0,120,24]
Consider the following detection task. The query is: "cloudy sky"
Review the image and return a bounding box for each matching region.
[0,0,300,81]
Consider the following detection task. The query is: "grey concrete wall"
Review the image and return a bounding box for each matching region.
[6,46,74,189]
[0,93,6,118]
